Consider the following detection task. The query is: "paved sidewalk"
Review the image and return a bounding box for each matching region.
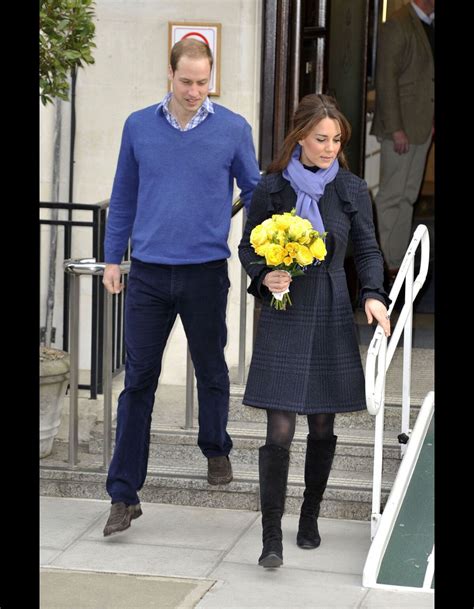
[40,497,433,609]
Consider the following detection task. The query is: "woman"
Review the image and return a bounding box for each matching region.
[238,94,391,568]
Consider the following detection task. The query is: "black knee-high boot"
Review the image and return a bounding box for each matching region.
[296,434,337,549]
[258,444,290,568]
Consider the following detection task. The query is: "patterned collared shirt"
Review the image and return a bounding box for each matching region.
[156,92,214,131]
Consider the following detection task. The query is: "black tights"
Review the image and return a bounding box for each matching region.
[265,409,335,450]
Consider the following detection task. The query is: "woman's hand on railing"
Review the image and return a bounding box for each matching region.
[364,298,391,337]
[103,264,124,294]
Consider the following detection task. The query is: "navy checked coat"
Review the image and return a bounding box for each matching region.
[238,169,390,414]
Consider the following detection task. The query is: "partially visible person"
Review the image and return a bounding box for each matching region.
[102,38,260,537]
[371,0,434,281]
[239,94,391,568]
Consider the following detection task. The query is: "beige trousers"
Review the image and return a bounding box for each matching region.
[374,134,432,269]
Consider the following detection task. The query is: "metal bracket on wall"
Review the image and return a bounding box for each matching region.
[40,327,56,344]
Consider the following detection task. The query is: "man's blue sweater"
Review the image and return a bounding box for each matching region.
[104,103,260,264]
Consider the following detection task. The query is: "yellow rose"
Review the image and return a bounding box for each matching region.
[295,245,314,266]
[265,244,286,266]
[262,218,275,230]
[261,218,277,240]
[250,225,268,247]
[284,242,300,259]
[255,242,270,256]
[282,242,300,266]
[288,220,306,241]
[297,231,312,245]
[275,230,287,245]
[272,213,293,231]
[309,237,327,260]
[290,218,313,243]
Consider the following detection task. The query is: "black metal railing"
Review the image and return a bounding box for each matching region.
[40,200,128,398]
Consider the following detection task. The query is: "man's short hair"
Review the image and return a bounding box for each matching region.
[170,38,213,72]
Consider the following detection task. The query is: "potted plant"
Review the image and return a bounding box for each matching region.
[40,346,70,458]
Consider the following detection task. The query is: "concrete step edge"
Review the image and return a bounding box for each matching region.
[40,463,394,493]
[91,423,401,449]
[148,425,400,447]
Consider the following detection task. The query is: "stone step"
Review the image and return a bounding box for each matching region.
[40,441,395,521]
[228,386,421,431]
[89,423,402,474]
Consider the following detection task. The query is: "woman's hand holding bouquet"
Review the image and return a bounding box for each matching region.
[249,208,327,310]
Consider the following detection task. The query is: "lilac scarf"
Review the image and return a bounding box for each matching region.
[282,145,339,233]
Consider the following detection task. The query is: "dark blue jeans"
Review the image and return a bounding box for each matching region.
[106,257,233,505]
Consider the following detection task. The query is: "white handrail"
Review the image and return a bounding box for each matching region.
[423,545,435,590]
[365,224,430,538]
[362,391,434,591]
[366,224,430,415]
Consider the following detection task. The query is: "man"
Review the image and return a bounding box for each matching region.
[102,38,260,536]
[371,0,434,280]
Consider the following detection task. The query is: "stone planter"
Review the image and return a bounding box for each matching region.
[40,347,70,458]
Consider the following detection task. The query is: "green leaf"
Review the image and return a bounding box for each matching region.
[63,50,82,59]
[40,0,97,104]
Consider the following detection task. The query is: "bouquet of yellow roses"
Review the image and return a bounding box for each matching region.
[249,208,327,310]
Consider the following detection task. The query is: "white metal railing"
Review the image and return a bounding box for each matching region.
[365,223,430,538]
[423,545,435,590]
[362,391,434,591]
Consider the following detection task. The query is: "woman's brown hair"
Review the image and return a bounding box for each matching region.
[267,94,352,173]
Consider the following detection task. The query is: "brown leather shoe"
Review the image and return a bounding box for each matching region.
[103,502,143,537]
[207,455,233,485]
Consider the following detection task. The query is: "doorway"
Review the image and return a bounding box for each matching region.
[255,0,373,338]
